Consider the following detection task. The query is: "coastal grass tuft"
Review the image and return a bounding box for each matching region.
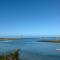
[0,48,20,60]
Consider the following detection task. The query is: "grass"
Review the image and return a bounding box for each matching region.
[0,48,20,60]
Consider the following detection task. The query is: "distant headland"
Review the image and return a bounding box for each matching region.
[37,40,60,43]
[0,38,17,40]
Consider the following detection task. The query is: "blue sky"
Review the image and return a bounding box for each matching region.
[0,0,60,36]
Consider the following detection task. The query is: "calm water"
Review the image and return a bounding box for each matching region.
[0,38,60,60]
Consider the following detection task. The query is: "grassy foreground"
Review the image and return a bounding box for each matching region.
[0,48,20,60]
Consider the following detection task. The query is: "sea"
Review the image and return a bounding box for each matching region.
[0,37,60,60]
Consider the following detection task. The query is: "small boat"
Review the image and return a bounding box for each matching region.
[56,49,60,51]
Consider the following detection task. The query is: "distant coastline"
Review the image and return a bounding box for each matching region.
[37,40,60,43]
[0,38,17,40]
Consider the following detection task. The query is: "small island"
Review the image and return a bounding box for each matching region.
[0,38,17,40]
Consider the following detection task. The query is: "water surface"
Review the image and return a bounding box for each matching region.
[0,38,60,60]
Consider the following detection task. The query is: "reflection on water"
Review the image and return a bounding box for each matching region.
[0,38,60,60]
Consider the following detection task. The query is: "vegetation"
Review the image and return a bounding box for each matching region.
[0,48,20,60]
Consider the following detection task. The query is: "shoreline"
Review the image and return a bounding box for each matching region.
[37,40,60,43]
[0,38,17,40]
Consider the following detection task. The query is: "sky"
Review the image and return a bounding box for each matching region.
[0,0,60,36]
